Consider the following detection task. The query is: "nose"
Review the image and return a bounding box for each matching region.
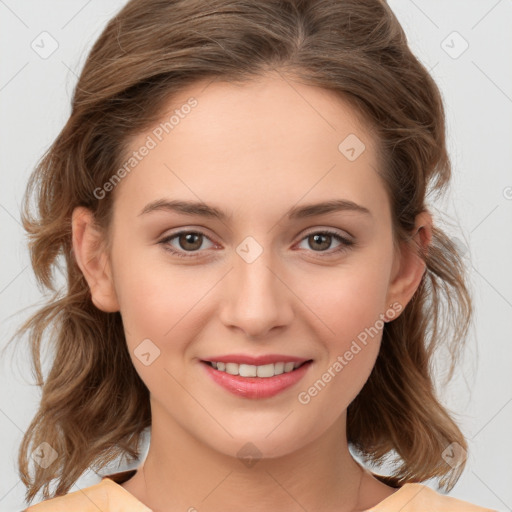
[218,247,294,339]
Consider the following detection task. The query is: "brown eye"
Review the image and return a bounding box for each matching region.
[158,230,215,258]
[307,233,332,251]
[297,230,355,255]
[177,232,203,251]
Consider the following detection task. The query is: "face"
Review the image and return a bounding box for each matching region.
[75,72,421,460]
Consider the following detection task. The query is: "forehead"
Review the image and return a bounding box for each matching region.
[146,73,377,159]
[112,73,388,222]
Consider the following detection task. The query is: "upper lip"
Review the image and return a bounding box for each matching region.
[201,354,312,366]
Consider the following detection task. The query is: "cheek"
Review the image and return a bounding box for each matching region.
[298,282,386,420]
[111,251,203,391]
[110,244,184,344]
[305,254,391,339]
[111,244,218,360]
[296,248,391,397]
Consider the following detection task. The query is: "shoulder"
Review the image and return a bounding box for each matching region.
[23,476,151,512]
[368,482,498,512]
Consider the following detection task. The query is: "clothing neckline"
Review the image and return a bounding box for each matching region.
[101,469,416,511]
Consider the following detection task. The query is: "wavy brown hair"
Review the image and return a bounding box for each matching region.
[7,0,473,504]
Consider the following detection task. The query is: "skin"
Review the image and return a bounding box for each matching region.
[72,71,432,512]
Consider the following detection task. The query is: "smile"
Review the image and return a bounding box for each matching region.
[205,360,307,378]
[200,360,313,399]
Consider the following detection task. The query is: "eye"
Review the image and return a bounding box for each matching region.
[296,229,355,255]
[158,231,216,258]
[158,228,355,259]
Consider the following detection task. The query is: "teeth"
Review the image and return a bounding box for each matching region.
[208,361,304,378]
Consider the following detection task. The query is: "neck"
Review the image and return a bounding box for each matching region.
[137,401,368,512]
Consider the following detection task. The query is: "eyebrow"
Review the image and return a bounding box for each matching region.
[138,198,372,221]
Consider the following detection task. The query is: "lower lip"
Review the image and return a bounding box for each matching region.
[200,360,313,399]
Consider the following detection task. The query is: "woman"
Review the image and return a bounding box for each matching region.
[14,0,496,510]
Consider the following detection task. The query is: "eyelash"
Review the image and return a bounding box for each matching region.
[158,229,355,259]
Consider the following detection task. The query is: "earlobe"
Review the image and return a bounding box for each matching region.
[71,206,120,313]
[385,211,432,318]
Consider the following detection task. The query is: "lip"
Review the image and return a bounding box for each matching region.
[200,359,313,399]
[200,354,310,366]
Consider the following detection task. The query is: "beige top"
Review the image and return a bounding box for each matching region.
[24,469,497,511]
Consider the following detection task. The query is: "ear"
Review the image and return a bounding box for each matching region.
[71,206,119,313]
[385,210,432,320]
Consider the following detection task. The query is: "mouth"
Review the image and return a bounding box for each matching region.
[199,359,314,399]
[200,359,313,378]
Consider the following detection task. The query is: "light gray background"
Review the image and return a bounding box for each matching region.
[1,1,511,511]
